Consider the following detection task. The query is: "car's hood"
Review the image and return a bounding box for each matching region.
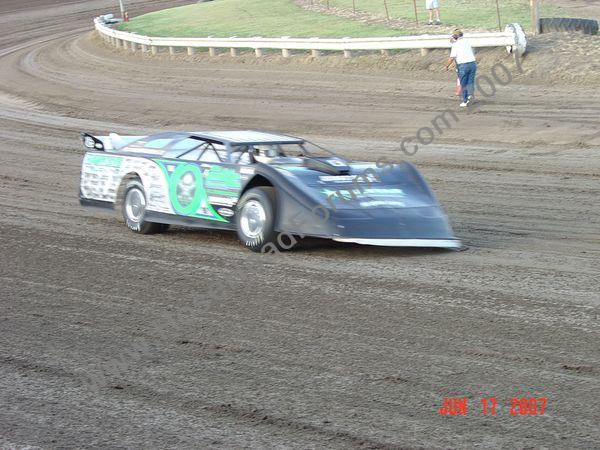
[271,161,439,210]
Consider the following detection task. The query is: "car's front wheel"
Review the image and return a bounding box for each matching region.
[235,187,278,252]
[122,180,167,234]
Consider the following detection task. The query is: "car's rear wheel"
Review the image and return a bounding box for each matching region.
[122,180,167,234]
[236,187,278,252]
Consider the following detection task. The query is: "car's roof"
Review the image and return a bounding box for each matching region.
[191,130,304,145]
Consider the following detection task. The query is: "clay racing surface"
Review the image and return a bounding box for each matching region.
[1,1,599,448]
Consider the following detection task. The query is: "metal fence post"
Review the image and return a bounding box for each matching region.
[530,0,541,34]
[383,0,390,21]
[413,0,419,26]
[495,0,502,31]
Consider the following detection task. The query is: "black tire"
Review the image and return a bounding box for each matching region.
[539,18,598,35]
[235,187,278,252]
[122,180,166,234]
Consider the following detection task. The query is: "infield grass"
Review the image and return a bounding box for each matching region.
[327,0,540,30]
[119,0,408,38]
[120,0,564,38]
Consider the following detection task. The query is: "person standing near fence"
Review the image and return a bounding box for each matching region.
[426,0,441,25]
[445,29,477,107]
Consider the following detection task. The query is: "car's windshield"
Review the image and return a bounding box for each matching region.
[231,141,335,161]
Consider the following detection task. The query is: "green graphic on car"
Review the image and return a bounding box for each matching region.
[205,165,242,191]
[155,160,241,222]
[86,154,123,167]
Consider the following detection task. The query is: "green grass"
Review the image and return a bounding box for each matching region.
[120,0,564,38]
[119,0,409,38]
[329,0,538,30]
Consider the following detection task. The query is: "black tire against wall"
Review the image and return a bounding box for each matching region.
[539,18,598,35]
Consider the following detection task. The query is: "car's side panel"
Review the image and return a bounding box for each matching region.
[80,151,252,226]
[80,152,171,213]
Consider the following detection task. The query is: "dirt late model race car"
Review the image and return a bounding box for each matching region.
[79,130,460,252]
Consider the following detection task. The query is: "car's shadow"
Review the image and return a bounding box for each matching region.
[165,227,462,258]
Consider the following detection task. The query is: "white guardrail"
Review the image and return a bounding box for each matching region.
[94,16,527,58]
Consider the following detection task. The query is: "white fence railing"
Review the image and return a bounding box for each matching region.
[94,16,527,58]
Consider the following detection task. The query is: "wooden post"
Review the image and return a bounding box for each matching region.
[230,48,238,57]
[151,45,158,55]
[352,0,356,14]
[343,50,353,58]
[209,47,217,57]
[383,0,390,21]
[130,42,136,52]
[420,48,430,56]
[169,46,175,55]
[118,0,125,21]
[381,49,390,56]
[141,44,148,52]
[254,48,263,57]
[495,0,502,31]
[311,49,321,58]
[282,48,291,58]
[412,0,419,27]
[187,47,195,56]
[530,0,540,34]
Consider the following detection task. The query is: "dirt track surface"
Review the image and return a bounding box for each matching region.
[1,1,600,448]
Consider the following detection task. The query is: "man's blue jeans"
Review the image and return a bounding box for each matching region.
[457,61,477,103]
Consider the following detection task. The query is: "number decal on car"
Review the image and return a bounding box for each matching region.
[156,161,227,222]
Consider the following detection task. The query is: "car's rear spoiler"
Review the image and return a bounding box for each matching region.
[81,132,105,151]
[81,132,146,151]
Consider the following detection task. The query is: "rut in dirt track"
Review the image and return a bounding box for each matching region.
[0,1,599,448]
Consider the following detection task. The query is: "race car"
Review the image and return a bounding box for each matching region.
[79,130,461,252]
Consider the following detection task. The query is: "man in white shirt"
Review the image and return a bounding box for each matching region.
[445,29,477,107]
